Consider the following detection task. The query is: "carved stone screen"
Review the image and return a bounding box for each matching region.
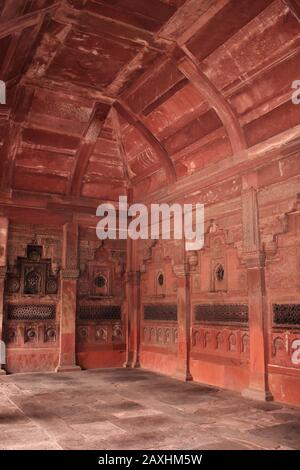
[78,305,121,321]
[7,304,56,321]
[144,304,177,321]
[194,304,249,324]
[273,304,300,326]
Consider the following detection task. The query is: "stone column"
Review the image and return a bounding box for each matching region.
[56,222,81,372]
[174,255,192,381]
[0,217,8,375]
[241,178,272,401]
[124,270,141,368]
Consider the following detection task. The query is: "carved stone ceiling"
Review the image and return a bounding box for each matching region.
[0,0,299,206]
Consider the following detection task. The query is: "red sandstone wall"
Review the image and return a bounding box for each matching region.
[139,241,178,376]
[76,230,126,369]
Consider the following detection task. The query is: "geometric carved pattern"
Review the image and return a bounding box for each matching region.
[194,304,248,324]
[7,304,56,321]
[273,304,300,326]
[78,305,121,321]
[144,304,177,321]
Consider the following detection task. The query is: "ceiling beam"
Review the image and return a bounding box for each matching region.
[68,103,111,197]
[284,0,300,21]
[114,100,177,184]
[177,50,246,154]
[111,108,132,182]
[0,3,59,39]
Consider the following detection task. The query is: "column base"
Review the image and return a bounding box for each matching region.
[242,387,273,402]
[174,370,193,382]
[123,361,140,369]
[55,365,81,373]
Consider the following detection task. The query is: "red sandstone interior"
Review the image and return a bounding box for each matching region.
[0,0,300,407]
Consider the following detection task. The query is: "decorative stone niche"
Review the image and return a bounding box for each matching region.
[6,242,59,298]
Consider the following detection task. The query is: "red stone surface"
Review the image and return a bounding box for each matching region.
[0,0,299,407]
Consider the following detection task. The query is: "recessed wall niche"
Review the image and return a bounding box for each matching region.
[6,242,59,297]
[156,271,165,296]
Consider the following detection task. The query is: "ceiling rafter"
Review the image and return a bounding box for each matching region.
[68,102,111,197]
[176,48,246,154]
[114,100,177,184]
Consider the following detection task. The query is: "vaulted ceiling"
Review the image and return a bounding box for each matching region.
[0,0,300,208]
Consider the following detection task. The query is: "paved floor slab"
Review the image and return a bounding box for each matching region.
[0,368,299,450]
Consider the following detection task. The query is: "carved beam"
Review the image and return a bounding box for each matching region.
[114,100,177,184]
[68,103,111,197]
[177,51,246,155]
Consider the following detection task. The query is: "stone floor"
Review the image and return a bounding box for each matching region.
[0,368,300,450]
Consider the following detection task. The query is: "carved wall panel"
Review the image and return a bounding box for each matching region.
[142,322,177,352]
[269,331,300,368]
[191,325,249,359]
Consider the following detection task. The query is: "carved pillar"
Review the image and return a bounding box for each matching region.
[56,223,81,372]
[124,270,141,368]
[0,217,8,374]
[241,179,272,401]
[174,256,192,381]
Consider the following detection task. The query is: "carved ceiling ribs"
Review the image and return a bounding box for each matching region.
[68,102,111,197]
[0,0,299,200]
[114,100,177,184]
[176,51,246,155]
